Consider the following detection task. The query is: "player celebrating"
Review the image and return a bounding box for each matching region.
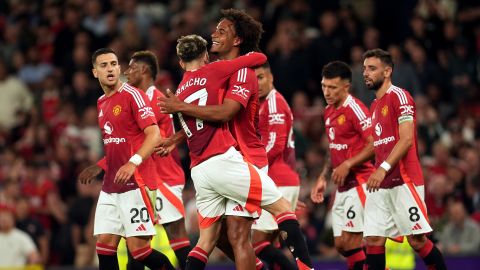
[362,49,447,270]
[311,61,374,270]
[170,34,312,270]
[252,62,299,269]
[123,50,191,270]
[85,48,174,270]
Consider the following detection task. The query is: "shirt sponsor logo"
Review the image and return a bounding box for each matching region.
[113,105,122,116]
[373,136,395,147]
[104,121,113,135]
[360,118,372,131]
[328,127,335,140]
[381,105,388,117]
[269,113,285,125]
[329,143,348,150]
[337,114,346,125]
[139,106,155,119]
[231,85,250,99]
[375,123,382,136]
[400,105,414,116]
[103,137,126,145]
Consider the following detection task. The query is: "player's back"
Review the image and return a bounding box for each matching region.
[225,68,268,168]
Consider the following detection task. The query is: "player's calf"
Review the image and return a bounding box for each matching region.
[407,234,447,270]
[365,236,387,270]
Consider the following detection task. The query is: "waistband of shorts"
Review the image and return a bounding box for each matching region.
[194,146,239,167]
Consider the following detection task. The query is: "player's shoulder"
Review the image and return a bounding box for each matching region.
[344,95,369,121]
[119,83,149,106]
[386,85,413,105]
[230,67,255,83]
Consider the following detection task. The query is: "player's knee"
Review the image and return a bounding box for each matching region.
[96,234,120,247]
[365,236,386,247]
[164,219,187,239]
[342,232,363,250]
[126,236,150,252]
[406,234,426,250]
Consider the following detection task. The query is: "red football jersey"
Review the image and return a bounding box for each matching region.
[176,52,267,167]
[324,95,375,192]
[146,86,185,186]
[97,83,157,193]
[258,90,299,186]
[370,85,424,188]
[225,68,268,168]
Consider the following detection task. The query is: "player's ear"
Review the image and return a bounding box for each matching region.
[92,68,98,78]
[233,37,242,47]
[384,65,393,78]
[179,59,185,70]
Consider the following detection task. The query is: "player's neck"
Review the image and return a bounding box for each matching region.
[218,50,239,60]
[102,82,122,97]
[137,79,154,92]
[375,81,392,99]
[184,59,204,71]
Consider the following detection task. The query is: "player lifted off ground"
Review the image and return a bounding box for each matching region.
[160,9,311,270]
[311,61,374,270]
[83,48,174,270]
[362,48,447,270]
[167,34,312,270]
[253,62,299,269]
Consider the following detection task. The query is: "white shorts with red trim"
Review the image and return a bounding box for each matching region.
[364,183,431,238]
[94,189,156,237]
[191,147,282,228]
[332,184,367,237]
[252,186,300,232]
[156,184,185,224]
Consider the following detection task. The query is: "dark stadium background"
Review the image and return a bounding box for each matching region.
[0,0,479,269]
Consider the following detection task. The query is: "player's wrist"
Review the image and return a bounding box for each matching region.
[380,161,391,172]
[129,154,143,166]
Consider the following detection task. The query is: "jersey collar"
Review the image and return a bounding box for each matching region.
[342,94,352,107]
[146,85,156,101]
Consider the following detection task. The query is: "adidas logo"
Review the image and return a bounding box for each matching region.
[412,223,422,231]
[99,109,103,117]
[233,205,244,212]
[136,224,147,232]
[345,220,354,228]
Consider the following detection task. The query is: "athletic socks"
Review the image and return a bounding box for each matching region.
[416,239,447,270]
[344,247,365,270]
[256,257,267,270]
[131,246,175,270]
[253,241,296,269]
[127,249,144,270]
[185,246,208,270]
[365,245,385,270]
[170,238,192,270]
[275,212,312,269]
[96,243,120,270]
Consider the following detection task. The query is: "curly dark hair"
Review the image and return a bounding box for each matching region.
[220,9,264,55]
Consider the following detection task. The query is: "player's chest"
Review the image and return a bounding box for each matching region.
[371,102,395,137]
[325,110,354,139]
[98,98,132,133]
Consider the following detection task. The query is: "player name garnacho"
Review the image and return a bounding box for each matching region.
[176,77,207,95]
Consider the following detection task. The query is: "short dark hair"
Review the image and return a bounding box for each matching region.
[322,61,352,82]
[220,9,264,55]
[257,61,270,70]
[92,48,116,66]
[176,35,208,62]
[363,48,394,69]
[131,51,159,79]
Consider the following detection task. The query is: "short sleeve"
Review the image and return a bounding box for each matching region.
[127,88,157,130]
[390,89,415,124]
[224,68,256,108]
[349,100,373,140]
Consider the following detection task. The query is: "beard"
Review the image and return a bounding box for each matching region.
[366,78,384,91]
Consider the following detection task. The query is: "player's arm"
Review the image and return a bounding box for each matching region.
[160,91,241,122]
[311,153,331,203]
[115,124,161,183]
[155,128,187,156]
[210,52,267,78]
[78,158,105,184]
[264,108,289,161]
[367,120,413,192]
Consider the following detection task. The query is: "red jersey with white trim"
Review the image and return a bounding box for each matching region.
[146,86,185,186]
[97,83,157,193]
[225,68,268,168]
[370,85,424,188]
[176,52,267,167]
[258,90,299,186]
[324,95,375,192]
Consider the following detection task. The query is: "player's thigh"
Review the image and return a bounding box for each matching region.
[390,183,432,236]
[364,188,398,237]
[117,188,156,238]
[94,191,125,237]
[156,184,184,225]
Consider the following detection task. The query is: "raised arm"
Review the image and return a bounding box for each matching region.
[210,52,267,79]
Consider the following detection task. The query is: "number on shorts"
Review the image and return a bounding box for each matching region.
[347,205,356,219]
[130,207,150,223]
[155,197,163,212]
[408,206,420,222]
[177,88,208,137]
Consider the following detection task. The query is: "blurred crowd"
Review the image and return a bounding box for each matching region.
[0,0,480,267]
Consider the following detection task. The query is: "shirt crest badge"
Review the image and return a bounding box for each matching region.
[337,114,346,125]
[113,105,122,116]
[381,105,388,117]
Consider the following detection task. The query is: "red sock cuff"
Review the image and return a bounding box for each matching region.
[253,241,270,255]
[169,237,191,251]
[96,243,117,255]
[366,245,385,254]
[189,246,208,263]
[275,211,297,224]
[417,239,434,258]
[131,246,153,261]
[255,257,264,270]
[346,249,366,267]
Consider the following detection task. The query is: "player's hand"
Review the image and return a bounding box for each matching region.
[295,200,307,212]
[78,164,102,184]
[158,89,182,114]
[332,160,352,186]
[311,176,327,203]
[154,137,175,156]
[114,162,136,184]
[366,168,387,192]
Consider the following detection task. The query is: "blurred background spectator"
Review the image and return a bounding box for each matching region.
[0,0,479,267]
